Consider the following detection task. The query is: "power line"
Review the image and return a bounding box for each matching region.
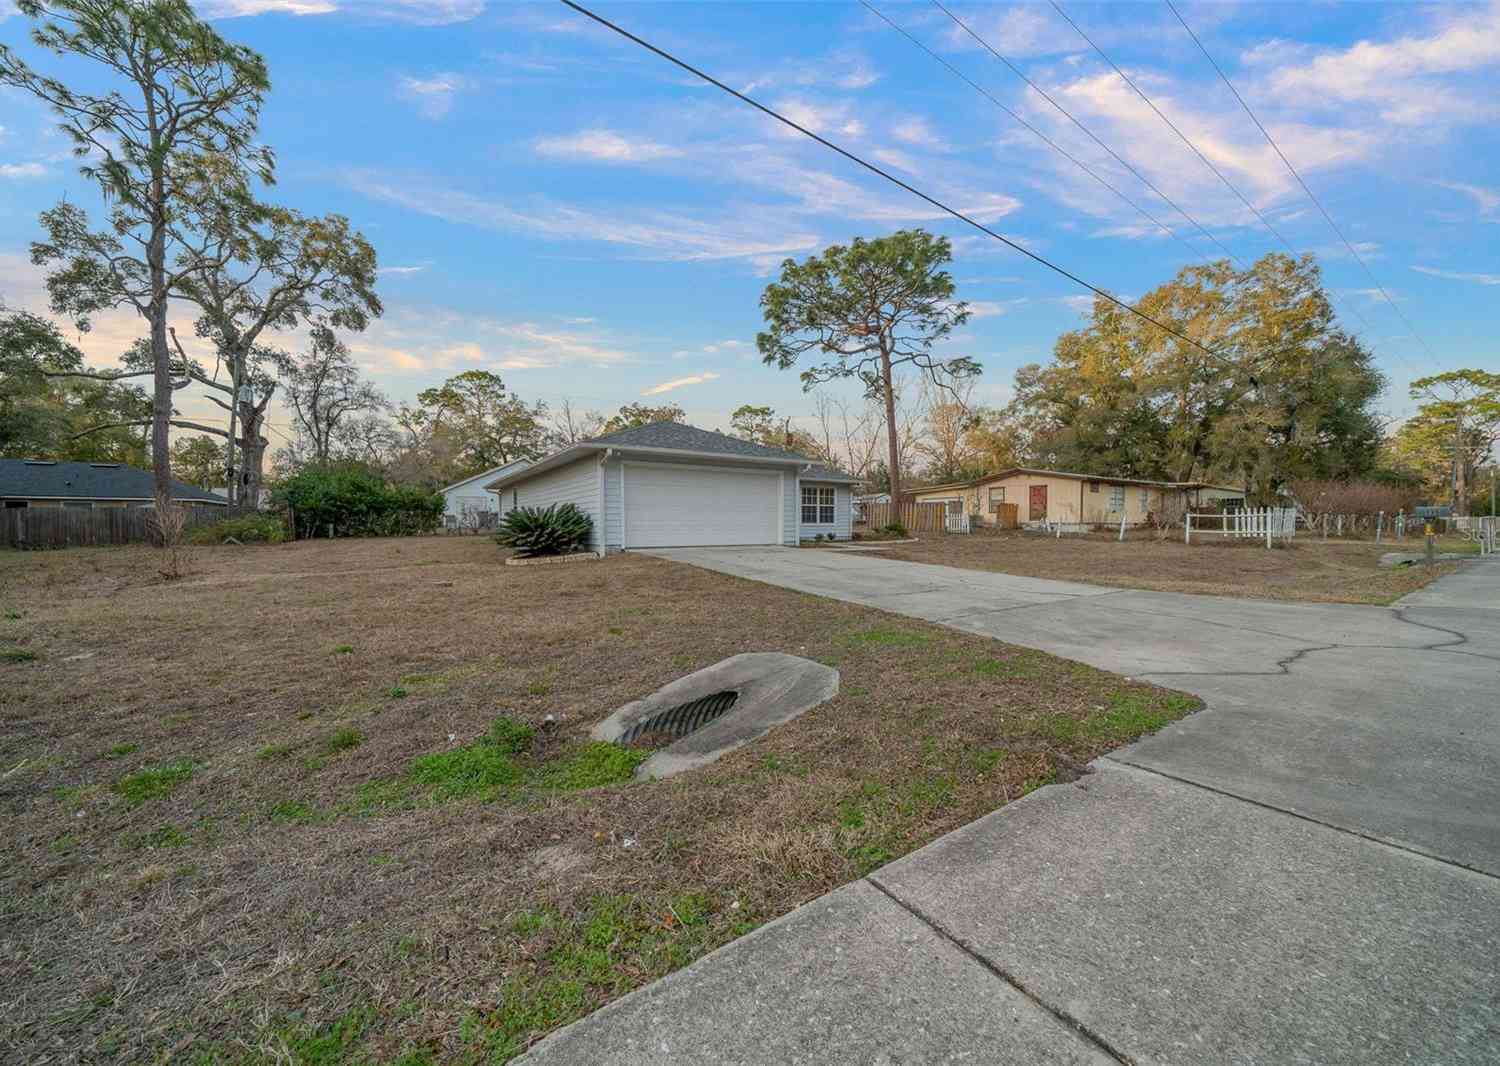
[931,0,1245,269]
[860,1,1209,266]
[1162,0,1442,371]
[1047,0,1299,255]
[560,0,1346,374]
[1045,0,1418,373]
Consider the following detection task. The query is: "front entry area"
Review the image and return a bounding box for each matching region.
[623,463,782,548]
[1029,484,1048,522]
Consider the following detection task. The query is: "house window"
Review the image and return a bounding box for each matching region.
[1089,480,1100,493]
[1108,486,1124,512]
[64,501,94,511]
[1140,488,1150,512]
[988,486,1005,511]
[801,485,834,525]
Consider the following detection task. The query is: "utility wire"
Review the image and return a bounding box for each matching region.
[1047,0,1298,254]
[559,0,1335,372]
[1163,0,1442,371]
[1046,0,1408,367]
[860,0,1209,267]
[932,0,1244,269]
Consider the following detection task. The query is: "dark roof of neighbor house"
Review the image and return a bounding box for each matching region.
[0,460,227,503]
[914,467,1242,494]
[486,421,858,490]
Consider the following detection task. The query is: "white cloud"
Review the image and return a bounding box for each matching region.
[1254,2,1500,125]
[397,73,469,119]
[771,97,865,139]
[201,0,482,23]
[534,129,683,164]
[344,170,822,264]
[643,371,720,396]
[965,299,1027,318]
[347,308,637,375]
[378,264,427,276]
[0,162,46,179]
[1411,265,1500,286]
[941,4,1080,58]
[1433,181,1500,218]
[891,117,947,151]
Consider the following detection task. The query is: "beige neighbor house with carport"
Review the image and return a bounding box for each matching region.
[912,468,1245,528]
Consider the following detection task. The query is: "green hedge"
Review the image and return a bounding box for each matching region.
[188,514,289,545]
[273,467,444,539]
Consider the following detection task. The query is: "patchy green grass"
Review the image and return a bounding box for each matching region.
[2,648,38,663]
[332,644,355,655]
[113,759,194,806]
[322,728,364,755]
[1,536,1201,1064]
[104,742,139,760]
[359,720,641,813]
[268,800,322,825]
[839,626,934,648]
[129,824,190,850]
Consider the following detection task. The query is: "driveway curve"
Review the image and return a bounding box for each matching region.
[519,549,1500,1065]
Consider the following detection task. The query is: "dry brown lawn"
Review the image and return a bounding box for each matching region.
[874,528,1465,604]
[0,537,1198,1064]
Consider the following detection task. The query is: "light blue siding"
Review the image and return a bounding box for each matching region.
[512,456,603,552]
[603,456,624,551]
[796,480,852,540]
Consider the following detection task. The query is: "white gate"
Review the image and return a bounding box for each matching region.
[1185,507,1296,546]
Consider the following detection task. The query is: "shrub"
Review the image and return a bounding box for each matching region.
[273,466,443,539]
[495,504,594,557]
[882,521,908,537]
[189,513,288,545]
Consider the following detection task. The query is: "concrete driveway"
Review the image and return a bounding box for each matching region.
[521,548,1500,1065]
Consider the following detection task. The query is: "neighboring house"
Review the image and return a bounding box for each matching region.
[912,468,1244,528]
[0,459,229,510]
[484,421,858,550]
[440,461,530,529]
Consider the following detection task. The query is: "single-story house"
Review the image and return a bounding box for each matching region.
[911,467,1244,528]
[484,421,859,550]
[440,460,530,528]
[1,459,229,510]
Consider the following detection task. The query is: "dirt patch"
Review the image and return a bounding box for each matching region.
[874,529,1464,604]
[0,537,1198,1063]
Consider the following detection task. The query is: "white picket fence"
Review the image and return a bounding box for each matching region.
[1185,507,1296,546]
[944,512,972,534]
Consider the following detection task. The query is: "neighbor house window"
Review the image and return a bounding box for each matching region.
[802,485,834,524]
[64,501,93,511]
[1140,488,1150,512]
[988,486,1005,511]
[1108,486,1124,512]
[1089,480,1100,493]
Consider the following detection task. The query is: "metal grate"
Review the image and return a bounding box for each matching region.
[620,690,739,744]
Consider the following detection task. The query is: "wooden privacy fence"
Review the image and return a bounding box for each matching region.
[1,504,245,550]
[858,500,947,533]
[1185,507,1296,545]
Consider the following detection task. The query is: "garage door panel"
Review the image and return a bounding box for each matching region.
[625,465,780,547]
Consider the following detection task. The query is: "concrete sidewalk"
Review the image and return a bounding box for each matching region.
[519,552,1500,1064]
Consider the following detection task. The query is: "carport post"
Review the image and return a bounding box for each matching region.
[1184,511,1191,544]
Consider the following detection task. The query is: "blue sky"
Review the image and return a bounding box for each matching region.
[2,0,1497,442]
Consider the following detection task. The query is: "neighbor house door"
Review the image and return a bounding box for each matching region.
[1029,484,1047,521]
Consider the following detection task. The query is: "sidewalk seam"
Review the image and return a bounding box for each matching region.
[1101,756,1500,883]
[863,877,1136,1066]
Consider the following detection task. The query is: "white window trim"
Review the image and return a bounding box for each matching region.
[801,483,835,525]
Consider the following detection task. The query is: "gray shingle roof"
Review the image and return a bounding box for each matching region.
[0,460,227,503]
[584,422,857,480]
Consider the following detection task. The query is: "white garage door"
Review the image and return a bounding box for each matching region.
[624,464,781,547]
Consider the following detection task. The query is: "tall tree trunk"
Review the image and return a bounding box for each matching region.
[880,341,901,504]
[1454,408,1468,515]
[238,396,268,509]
